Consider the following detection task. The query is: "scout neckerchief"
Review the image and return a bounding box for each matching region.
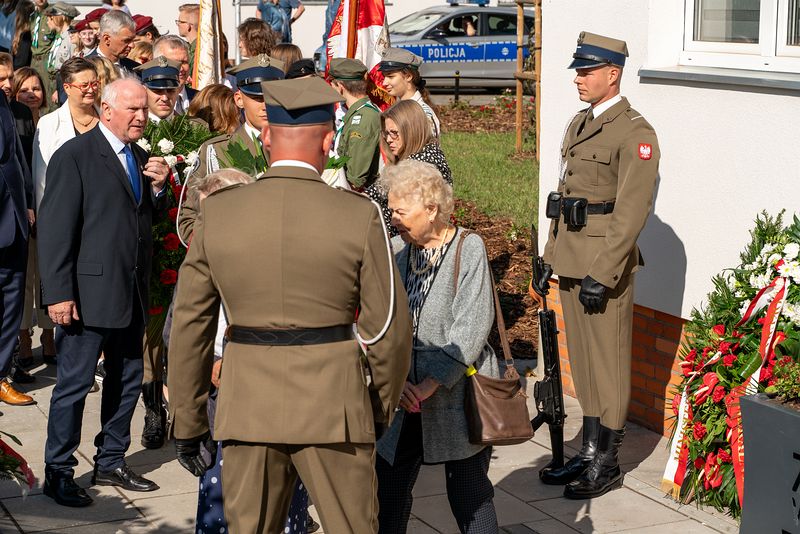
[31,10,42,49]
[47,32,64,71]
[333,98,380,155]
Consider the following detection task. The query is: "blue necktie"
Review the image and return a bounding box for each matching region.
[122,145,141,203]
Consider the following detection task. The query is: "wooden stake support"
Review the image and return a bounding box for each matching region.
[515,0,541,160]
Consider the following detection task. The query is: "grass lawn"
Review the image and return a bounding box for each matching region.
[441,131,538,228]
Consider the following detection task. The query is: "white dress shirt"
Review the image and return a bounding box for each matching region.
[590,94,622,120]
[270,160,319,174]
[98,122,131,180]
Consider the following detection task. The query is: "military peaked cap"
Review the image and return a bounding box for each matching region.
[228,55,286,96]
[134,56,181,89]
[378,47,422,72]
[568,32,629,69]
[261,77,344,126]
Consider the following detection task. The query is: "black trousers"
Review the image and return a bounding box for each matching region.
[0,227,27,378]
[376,413,498,534]
[45,298,145,475]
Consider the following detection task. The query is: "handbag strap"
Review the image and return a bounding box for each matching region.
[453,230,515,373]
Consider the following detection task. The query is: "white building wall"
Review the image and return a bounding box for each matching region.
[73,0,434,60]
[538,0,800,318]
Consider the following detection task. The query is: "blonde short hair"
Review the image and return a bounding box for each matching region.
[190,168,253,204]
[378,160,454,225]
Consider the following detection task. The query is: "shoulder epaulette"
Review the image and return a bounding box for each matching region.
[207,182,247,198]
[204,133,233,146]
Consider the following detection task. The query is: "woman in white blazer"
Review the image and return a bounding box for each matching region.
[29,58,101,367]
[33,58,101,209]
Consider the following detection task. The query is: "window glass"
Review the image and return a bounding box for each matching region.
[693,0,760,43]
[389,11,447,36]
[788,0,800,45]
[435,15,480,37]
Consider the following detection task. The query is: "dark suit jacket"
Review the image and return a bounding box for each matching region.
[0,93,31,248]
[185,86,198,102]
[37,125,167,328]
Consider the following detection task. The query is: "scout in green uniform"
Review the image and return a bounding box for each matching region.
[177,54,285,244]
[168,75,411,534]
[537,32,660,499]
[30,0,55,105]
[328,58,381,190]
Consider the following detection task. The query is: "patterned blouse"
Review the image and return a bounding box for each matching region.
[405,239,454,333]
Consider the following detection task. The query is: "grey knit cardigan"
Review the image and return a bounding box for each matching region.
[377,228,501,464]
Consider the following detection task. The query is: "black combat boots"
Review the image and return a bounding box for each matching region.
[564,425,625,499]
[141,381,166,449]
[540,416,600,485]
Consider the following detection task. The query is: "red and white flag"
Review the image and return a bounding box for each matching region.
[326,0,393,109]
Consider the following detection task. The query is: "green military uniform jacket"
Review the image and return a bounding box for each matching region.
[30,6,55,103]
[543,97,660,289]
[177,124,266,243]
[168,165,412,444]
[337,97,381,189]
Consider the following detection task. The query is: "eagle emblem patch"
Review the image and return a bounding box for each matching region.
[638,143,652,160]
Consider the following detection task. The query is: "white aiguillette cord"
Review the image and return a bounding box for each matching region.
[354,196,396,347]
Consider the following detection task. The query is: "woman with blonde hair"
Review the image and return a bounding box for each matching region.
[87,55,118,103]
[379,47,440,137]
[366,99,452,234]
[270,42,301,69]
[127,40,152,65]
[188,84,239,134]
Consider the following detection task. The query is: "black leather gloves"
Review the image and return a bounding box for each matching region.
[531,261,553,297]
[579,275,607,313]
[175,432,217,477]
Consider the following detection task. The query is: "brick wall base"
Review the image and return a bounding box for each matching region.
[545,279,685,437]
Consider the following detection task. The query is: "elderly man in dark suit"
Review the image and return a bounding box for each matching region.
[0,92,36,408]
[38,78,170,507]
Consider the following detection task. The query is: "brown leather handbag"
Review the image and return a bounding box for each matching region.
[453,231,534,446]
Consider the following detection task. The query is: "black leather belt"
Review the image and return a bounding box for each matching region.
[586,200,615,215]
[225,325,354,346]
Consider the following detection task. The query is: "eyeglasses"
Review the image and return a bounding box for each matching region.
[66,81,99,92]
[383,129,400,140]
[175,19,193,26]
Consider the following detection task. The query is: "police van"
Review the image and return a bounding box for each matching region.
[388,0,534,88]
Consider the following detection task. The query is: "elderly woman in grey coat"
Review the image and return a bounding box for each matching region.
[376,159,500,534]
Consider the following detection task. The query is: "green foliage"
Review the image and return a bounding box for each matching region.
[765,358,800,401]
[440,132,537,227]
[219,138,268,177]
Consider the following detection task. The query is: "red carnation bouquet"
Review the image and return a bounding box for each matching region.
[140,116,216,353]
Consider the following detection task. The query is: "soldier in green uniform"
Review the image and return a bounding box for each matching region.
[537,32,660,499]
[177,54,284,244]
[328,58,381,190]
[168,75,411,533]
[30,0,55,107]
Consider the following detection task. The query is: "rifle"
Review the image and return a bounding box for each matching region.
[529,225,566,474]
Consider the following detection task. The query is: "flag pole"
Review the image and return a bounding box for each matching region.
[346,0,359,58]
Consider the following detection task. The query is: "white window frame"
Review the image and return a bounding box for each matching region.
[680,0,800,72]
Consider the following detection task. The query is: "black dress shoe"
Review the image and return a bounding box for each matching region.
[43,472,93,507]
[10,364,35,384]
[92,464,159,492]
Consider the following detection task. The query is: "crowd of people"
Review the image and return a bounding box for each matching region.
[0,0,658,531]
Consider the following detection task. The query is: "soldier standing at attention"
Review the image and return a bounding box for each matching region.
[328,57,381,190]
[167,75,412,533]
[176,54,284,244]
[536,32,660,499]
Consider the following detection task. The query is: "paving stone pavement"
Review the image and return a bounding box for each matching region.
[0,341,740,533]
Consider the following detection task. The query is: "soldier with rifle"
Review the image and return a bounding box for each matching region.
[533,32,660,499]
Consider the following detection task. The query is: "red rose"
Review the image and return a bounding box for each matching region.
[717,449,732,463]
[671,393,681,416]
[159,269,178,285]
[692,421,707,441]
[774,331,787,345]
[694,372,719,405]
[685,349,697,363]
[712,385,726,403]
[162,233,180,251]
[757,317,766,325]
[693,456,705,470]
[172,184,184,199]
[168,207,178,221]
[712,324,725,337]
[149,306,164,316]
[759,365,774,382]
[719,341,732,353]
[723,353,737,367]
